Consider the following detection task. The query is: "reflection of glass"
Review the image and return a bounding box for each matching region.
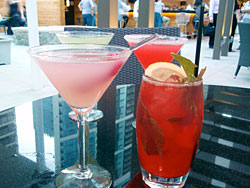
[124,34,187,69]
[56,31,115,122]
[95,84,136,187]
[136,75,204,187]
[28,44,131,188]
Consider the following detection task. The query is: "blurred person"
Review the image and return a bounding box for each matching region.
[92,0,97,26]
[241,1,250,22]
[193,0,202,30]
[180,1,187,10]
[118,0,130,28]
[78,0,94,26]
[154,0,164,27]
[133,0,139,27]
[7,0,26,35]
[236,1,250,50]
[22,5,27,26]
[229,0,240,52]
[23,5,26,20]
[192,0,209,29]
[186,3,194,11]
[208,0,220,48]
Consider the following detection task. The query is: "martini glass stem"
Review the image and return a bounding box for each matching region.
[77,112,91,177]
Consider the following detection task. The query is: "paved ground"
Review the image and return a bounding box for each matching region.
[0,32,249,112]
[182,35,250,88]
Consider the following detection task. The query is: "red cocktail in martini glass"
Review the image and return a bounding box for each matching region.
[124,34,187,69]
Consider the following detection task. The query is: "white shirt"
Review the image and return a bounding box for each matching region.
[155,1,164,13]
[242,1,250,11]
[118,0,130,21]
[186,4,194,11]
[133,0,139,19]
[209,0,220,21]
[79,0,94,15]
[242,1,250,21]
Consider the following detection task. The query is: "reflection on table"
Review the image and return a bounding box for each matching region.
[0,84,250,188]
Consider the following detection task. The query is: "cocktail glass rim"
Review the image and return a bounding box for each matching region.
[124,34,188,45]
[55,30,115,38]
[27,44,130,63]
[143,74,203,87]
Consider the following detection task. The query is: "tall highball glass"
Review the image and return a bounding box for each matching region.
[136,75,204,187]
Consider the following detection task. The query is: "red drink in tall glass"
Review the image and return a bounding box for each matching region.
[136,75,204,187]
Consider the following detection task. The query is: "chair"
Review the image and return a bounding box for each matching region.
[234,22,250,78]
[176,12,190,37]
[64,26,180,85]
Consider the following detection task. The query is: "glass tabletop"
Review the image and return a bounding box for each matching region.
[0,84,249,188]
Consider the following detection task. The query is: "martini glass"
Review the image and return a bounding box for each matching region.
[124,34,188,69]
[56,31,115,122]
[28,44,132,188]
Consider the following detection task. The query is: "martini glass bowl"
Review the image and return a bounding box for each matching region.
[56,31,115,122]
[28,44,131,188]
[124,34,188,69]
[56,31,114,44]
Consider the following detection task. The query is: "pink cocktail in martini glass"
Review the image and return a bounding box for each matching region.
[28,44,132,188]
[124,34,187,69]
[56,31,115,122]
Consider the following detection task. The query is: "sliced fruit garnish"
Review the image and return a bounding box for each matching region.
[145,62,187,83]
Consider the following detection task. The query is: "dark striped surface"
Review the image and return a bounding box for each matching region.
[185,85,250,188]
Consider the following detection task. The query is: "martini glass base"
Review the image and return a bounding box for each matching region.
[69,109,104,122]
[55,164,112,188]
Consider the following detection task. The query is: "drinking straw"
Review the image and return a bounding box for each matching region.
[121,34,158,55]
[129,34,158,51]
[194,3,205,77]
